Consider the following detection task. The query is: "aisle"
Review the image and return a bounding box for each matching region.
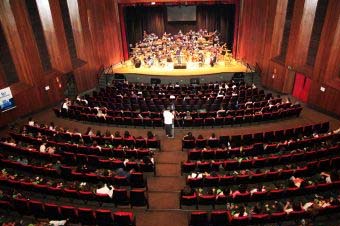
[136,131,188,226]
[146,132,186,210]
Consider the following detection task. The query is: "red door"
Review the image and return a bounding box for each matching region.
[292,73,311,102]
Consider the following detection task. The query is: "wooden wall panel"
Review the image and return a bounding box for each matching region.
[48,0,72,72]
[75,0,99,92]
[0,63,6,87]
[236,0,270,66]
[36,0,71,72]
[66,0,123,93]
[10,0,44,81]
[0,0,35,85]
[1,0,124,127]
[289,0,317,68]
[238,0,340,116]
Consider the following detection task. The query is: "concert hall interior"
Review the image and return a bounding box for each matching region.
[0,0,340,226]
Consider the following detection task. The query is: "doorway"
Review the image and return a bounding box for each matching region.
[292,72,311,102]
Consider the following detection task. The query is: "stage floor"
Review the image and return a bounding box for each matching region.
[110,60,248,77]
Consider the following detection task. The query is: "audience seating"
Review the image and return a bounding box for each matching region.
[23,125,161,149]
[0,170,148,208]
[188,204,340,226]
[54,81,304,126]
[182,144,339,174]
[182,122,330,150]
[0,196,136,226]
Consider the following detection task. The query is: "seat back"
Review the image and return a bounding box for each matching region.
[95,209,113,226]
[130,189,147,207]
[210,211,229,226]
[44,203,61,220]
[189,211,209,226]
[60,206,78,223]
[113,211,134,226]
[12,198,29,215]
[113,189,129,206]
[29,200,45,218]
[78,208,95,225]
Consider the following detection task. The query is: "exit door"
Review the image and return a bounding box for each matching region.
[292,73,311,102]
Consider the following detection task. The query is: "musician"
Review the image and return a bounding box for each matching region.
[167,55,173,63]
[130,30,223,68]
[210,53,217,67]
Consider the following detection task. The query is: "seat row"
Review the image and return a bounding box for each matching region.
[96,81,261,98]
[183,146,339,173]
[2,138,153,160]
[0,198,136,226]
[181,181,340,208]
[182,121,330,149]
[56,106,302,127]
[186,144,338,161]
[0,142,155,175]
[0,177,148,207]
[103,80,255,93]
[72,96,280,115]
[87,91,269,112]
[185,158,339,187]
[9,133,157,160]
[79,95,275,116]
[185,131,336,155]
[23,125,161,149]
[0,157,148,187]
[188,206,340,226]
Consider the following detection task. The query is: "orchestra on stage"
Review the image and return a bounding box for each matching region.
[130,29,232,69]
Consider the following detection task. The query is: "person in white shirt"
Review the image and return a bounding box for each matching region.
[49,220,67,226]
[62,98,70,111]
[39,143,47,153]
[163,109,174,137]
[96,183,114,198]
[28,117,35,126]
[95,107,107,118]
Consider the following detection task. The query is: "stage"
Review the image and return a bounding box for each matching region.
[110,59,248,77]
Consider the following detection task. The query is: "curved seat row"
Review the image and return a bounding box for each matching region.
[185,157,339,187]
[188,206,340,226]
[0,157,148,187]
[55,105,302,127]
[2,138,153,160]
[0,177,148,207]
[182,145,340,173]
[101,80,257,94]
[0,197,136,226]
[87,90,270,112]
[184,131,336,157]
[23,125,161,149]
[0,142,155,174]
[181,180,340,208]
[182,121,330,149]
[186,144,338,162]
[9,132,156,160]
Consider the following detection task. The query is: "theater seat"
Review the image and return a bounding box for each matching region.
[189,211,209,226]
[95,209,114,226]
[78,208,95,225]
[113,211,135,226]
[210,210,229,226]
